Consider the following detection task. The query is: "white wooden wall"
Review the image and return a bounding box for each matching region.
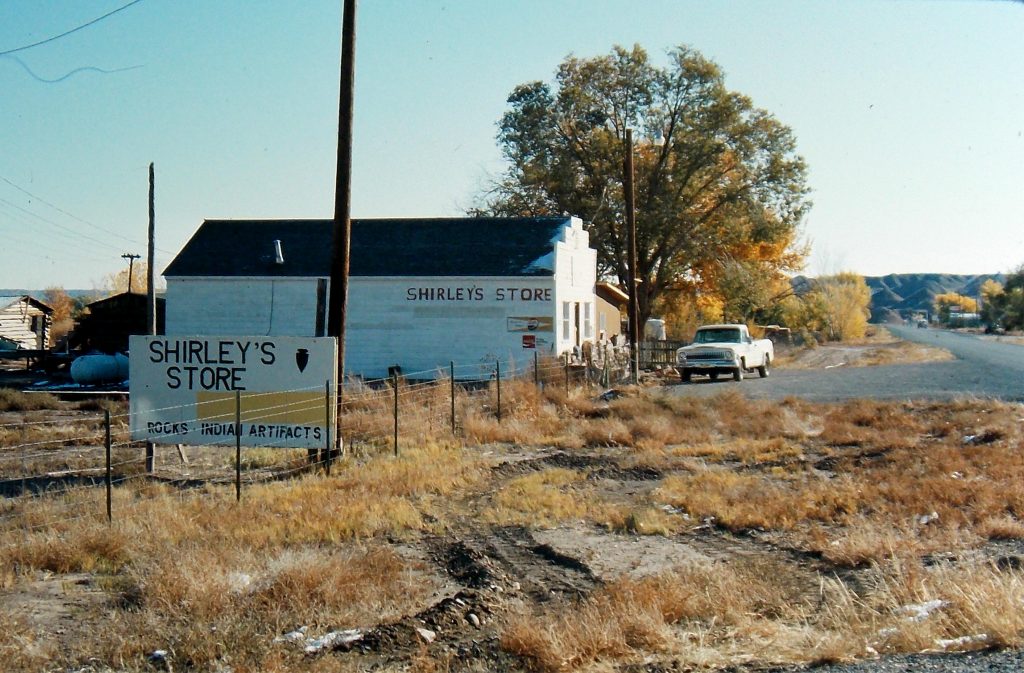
[346,276,557,377]
[552,218,598,353]
[165,278,320,337]
[0,301,49,349]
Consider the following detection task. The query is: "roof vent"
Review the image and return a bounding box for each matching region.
[273,239,285,265]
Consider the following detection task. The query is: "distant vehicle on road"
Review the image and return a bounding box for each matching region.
[917,319,929,328]
[676,324,773,383]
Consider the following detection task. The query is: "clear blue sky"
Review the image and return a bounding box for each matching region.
[1,0,1021,290]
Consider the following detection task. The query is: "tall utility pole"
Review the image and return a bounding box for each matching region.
[145,164,156,473]
[121,253,141,293]
[146,164,156,333]
[327,0,356,365]
[623,129,640,385]
[327,0,357,455]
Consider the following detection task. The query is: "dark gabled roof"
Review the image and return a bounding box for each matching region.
[162,217,572,278]
[0,295,52,313]
[85,292,166,312]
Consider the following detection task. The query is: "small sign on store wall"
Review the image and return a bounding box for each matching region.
[507,316,553,332]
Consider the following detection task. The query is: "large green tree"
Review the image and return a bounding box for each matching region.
[477,45,810,327]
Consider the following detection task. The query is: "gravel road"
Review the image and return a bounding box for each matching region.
[669,326,1024,402]
[772,649,1024,673]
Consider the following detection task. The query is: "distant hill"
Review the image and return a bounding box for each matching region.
[0,289,95,299]
[793,274,1005,322]
[863,273,1004,321]
[791,273,1004,322]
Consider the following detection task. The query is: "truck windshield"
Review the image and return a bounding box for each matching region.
[694,328,741,343]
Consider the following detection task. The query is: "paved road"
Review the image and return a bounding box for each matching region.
[669,326,1024,402]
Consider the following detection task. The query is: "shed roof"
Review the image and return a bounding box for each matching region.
[163,217,576,279]
[595,282,629,305]
[0,295,52,313]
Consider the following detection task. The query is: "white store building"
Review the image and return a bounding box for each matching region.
[162,216,598,378]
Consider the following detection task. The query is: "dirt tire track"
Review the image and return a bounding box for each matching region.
[346,526,599,670]
[491,450,664,482]
[484,525,600,603]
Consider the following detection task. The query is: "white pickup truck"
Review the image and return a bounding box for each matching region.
[676,324,773,383]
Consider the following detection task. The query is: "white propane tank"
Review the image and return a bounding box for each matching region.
[70,353,129,385]
[644,318,667,341]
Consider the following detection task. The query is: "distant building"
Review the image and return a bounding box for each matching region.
[594,282,627,340]
[71,292,166,354]
[162,217,598,378]
[0,295,52,349]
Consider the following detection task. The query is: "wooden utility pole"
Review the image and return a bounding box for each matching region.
[121,253,141,293]
[326,0,357,459]
[624,129,640,385]
[145,165,156,473]
[328,0,357,360]
[146,164,156,333]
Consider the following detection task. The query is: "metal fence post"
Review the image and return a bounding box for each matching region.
[565,358,569,395]
[105,409,112,524]
[496,360,501,423]
[450,361,456,435]
[324,380,332,476]
[392,369,399,457]
[235,390,241,502]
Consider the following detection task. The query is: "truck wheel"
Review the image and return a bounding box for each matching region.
[733,365,743,381]
[680,370,691,383]
[709,372,719,381]
[758,355,770,378]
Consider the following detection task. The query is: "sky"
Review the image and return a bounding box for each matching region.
[0,0,1021,291]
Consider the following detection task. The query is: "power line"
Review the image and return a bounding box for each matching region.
[0,197,127,253]
[0,0,146,57]
[0,54,143,83]
[0,173,174,255]
[1,236,111,266]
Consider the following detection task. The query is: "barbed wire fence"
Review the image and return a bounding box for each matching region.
[0,350,634,536]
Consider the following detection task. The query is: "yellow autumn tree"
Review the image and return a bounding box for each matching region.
[786,272,870,342]
[42,286,76,347]
[820,273,871,341]
[933,292,978,324]
[97,262,164,297]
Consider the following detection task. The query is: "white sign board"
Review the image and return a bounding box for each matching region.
[130,336,337,449]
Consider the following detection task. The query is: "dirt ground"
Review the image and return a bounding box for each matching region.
[773,329,955,370]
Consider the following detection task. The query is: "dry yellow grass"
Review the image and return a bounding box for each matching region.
[4,380,1024,672]
[501,559,830,671]
[504,555,1024,672]
[0,441,485,672]
[484,468,597,527]
[96,545,436,670]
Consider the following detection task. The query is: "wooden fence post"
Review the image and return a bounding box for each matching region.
[105,409,112,524]
[392,370,399,457]
[235,390,241,502]
[496,360,501,423]
[324,380,332,476]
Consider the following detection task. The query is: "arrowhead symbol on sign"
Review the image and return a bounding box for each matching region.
[295,348,309,373]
